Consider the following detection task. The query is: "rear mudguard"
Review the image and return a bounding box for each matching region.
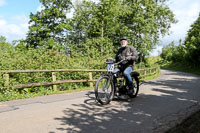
[131,72,140,83]
[131,71,140,78]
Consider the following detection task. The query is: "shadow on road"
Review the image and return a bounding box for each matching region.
[51,70,200,133]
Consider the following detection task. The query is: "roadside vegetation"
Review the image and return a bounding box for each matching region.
[160,13,200,73]
[0,43,160,101]
[161,62,200,75]
[166,110,200,133]
[159,12,200,133]
[0,0,175,101]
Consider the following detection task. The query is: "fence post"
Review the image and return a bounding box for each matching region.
[52,72,57,91]
[4,74,9,88]
[89,72,93,87]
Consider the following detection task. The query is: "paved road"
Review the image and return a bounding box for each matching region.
[0,70,200,133]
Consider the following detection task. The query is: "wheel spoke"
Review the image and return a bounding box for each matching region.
[95,76,113,104]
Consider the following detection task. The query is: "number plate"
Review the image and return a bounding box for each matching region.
[107,64,114,72]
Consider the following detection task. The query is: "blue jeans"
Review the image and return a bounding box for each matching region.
[113,67,133,89]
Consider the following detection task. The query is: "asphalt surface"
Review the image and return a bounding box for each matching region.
[0,69,200,133]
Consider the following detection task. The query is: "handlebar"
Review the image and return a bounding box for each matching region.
[115,59,126,65]
[106,59,126,65]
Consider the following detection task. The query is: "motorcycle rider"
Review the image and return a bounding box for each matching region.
[114,37,138,96]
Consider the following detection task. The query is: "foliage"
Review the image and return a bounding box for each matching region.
[69,0,176,59]
[184,13,200,65]
[161,61,200,75]
[25,0,72,49]
[25,0,176,59]
[160,13,200,67]
[160,40,185,62]
[0,0,176,101]
[0,36,7,43]
[0,41,109,101]
[0,38,160,101]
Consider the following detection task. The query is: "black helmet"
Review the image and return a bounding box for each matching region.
[120,37,128,41]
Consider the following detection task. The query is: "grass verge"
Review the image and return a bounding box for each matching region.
[161,62,200,75]
[140,69,160,82]
[0,86,93,102]
[166,110,200,133]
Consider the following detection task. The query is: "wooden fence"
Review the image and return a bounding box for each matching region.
[0,67,159,90]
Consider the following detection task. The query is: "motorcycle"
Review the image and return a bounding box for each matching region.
[94,58,140,105]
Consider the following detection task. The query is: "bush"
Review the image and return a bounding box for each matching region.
[0,46,111,99]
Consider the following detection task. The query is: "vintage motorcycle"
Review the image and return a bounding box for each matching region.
[94,58,140,105]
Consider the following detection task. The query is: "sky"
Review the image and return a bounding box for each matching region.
[0,0,200,56]
[152,0,200,56]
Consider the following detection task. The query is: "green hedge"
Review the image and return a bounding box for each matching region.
[0,47,108,94]
[0,45,159,101]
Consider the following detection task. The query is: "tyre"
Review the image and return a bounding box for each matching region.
[128,76,139,98]
[94,76,114,105]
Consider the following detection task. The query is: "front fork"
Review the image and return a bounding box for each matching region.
[112,74,120,95]
[102,72,120,95]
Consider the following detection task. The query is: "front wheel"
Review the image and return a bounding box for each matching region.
[94,76,114,105]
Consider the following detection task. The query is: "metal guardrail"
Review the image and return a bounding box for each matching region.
[0,67,159,90]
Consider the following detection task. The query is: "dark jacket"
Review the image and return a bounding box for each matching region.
[115,45,138,70]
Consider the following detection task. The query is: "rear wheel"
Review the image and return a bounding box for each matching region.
[128,77,139,98]
[94,76,114,105]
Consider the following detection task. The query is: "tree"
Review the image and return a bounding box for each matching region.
[26,0,72,49]
[68,0,121,57]
[0,36,6,43]
[69,0,176,59]
[120,0,176,60]
[160,41,175,61]
[25,0,176,59]
[184,13,200,65]
[160,13,200,66]
[0,36,13,51]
